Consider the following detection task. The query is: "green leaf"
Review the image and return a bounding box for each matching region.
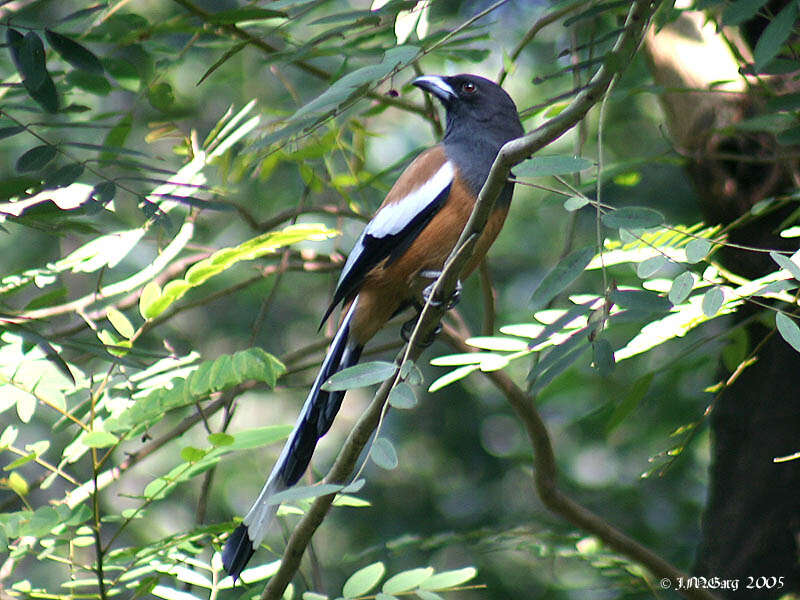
[83,431,118,448]
[180,446,206,462]
[92,181,116,204]
[563,195,589,211]
[321,361,396,391]
[66,70,112,95]
[45,30,104,73]
[428,364,479,393]
[414,591,444,600]
[514,155,593,177]
[139,281,162,320]
[388,382,417,409]
[20,32,48,90]
[419,567,477,591]
[44,163,84,189]
[383,567,435,594]
[607,373,654,432]
[208,432,234,447]
[602,207,664,229]
[530,245,595,310]
[228,426,291,451]
[610,289,671,313]
[769,251,800,281]
[721,0,768,26]
[107,307,135,339]
[371,437,398,470]
[776,312,800,353]
[753,1,798,71]
[342,562,386,599]
[668,271,695,305]
[206,7,286,24]
[591,338,615,376]
[685,238,711,263]
[16,145,57,172]
[636,255,667,278]
[147,81,175,112]
[0,126,25,140]
[777,126,800,146]
[701,286,724,317]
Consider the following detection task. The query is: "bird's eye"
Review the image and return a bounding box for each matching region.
[461,81,476,94]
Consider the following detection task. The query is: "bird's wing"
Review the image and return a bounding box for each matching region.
[320,145,454,325]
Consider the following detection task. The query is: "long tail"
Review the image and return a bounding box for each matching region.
[222,299,363,580]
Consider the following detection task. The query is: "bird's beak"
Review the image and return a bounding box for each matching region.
[412,75,456,102]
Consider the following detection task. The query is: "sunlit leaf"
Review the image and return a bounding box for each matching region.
[383,567,434,594]
[701,286,724,317]
[83,431,118,448]
[769,250,800,281]
[419,567,477,590]
[342,562,385,599]
[685,238,711,263]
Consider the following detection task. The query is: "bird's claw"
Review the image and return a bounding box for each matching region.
[419,270,462,310]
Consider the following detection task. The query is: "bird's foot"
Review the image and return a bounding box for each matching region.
[419,270,462,310]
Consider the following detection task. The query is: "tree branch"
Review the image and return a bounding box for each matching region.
[440,326,720,600]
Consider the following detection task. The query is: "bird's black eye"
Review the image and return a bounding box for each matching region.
[461,81,476,94]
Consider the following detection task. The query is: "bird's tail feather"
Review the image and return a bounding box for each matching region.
[222,298,363,580]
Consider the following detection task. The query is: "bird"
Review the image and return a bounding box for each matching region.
[222,73,524,580]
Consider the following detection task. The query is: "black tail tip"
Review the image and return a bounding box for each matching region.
[222,523,256,582]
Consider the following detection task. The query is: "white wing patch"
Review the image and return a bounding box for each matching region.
[335,160,454,293]
[366,160,454,237]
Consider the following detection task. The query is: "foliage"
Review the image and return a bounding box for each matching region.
[0,1,798,600]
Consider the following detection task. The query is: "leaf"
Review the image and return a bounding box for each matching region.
[20,31,48,90]
[321,361,396,391]
[342,562,386,599]
[383,568,435,594]
[148,81,175,112]
[371,437,398,470]
[668,271,695,305]
[16,145,57,172]
[776,312,800,353]
[388,382,417,409]
[206,7,286,24]
[66,70,112,95]
[0,126,25,140]
[602,207,664,229]
[415,591,444,600]
[45,30,104,73]
[44,163,84,189]
[530,245,595,310]
[591,338,615,376]
[685,238,711,263]
[563,195,589,211]
[514,155,593,177]
[769,250,800,281]
[83,431,119,448]
[753,1,798,71]
[701,286,724,317]
[607,373,654,432]
[610,289,671,313]
[139,281,162,319]
[428,364,479,393]
[419,567,477,590]
[636,255,667,279]
[107,307,135,339]
[721,0,768,26]
[465,336,528,351]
